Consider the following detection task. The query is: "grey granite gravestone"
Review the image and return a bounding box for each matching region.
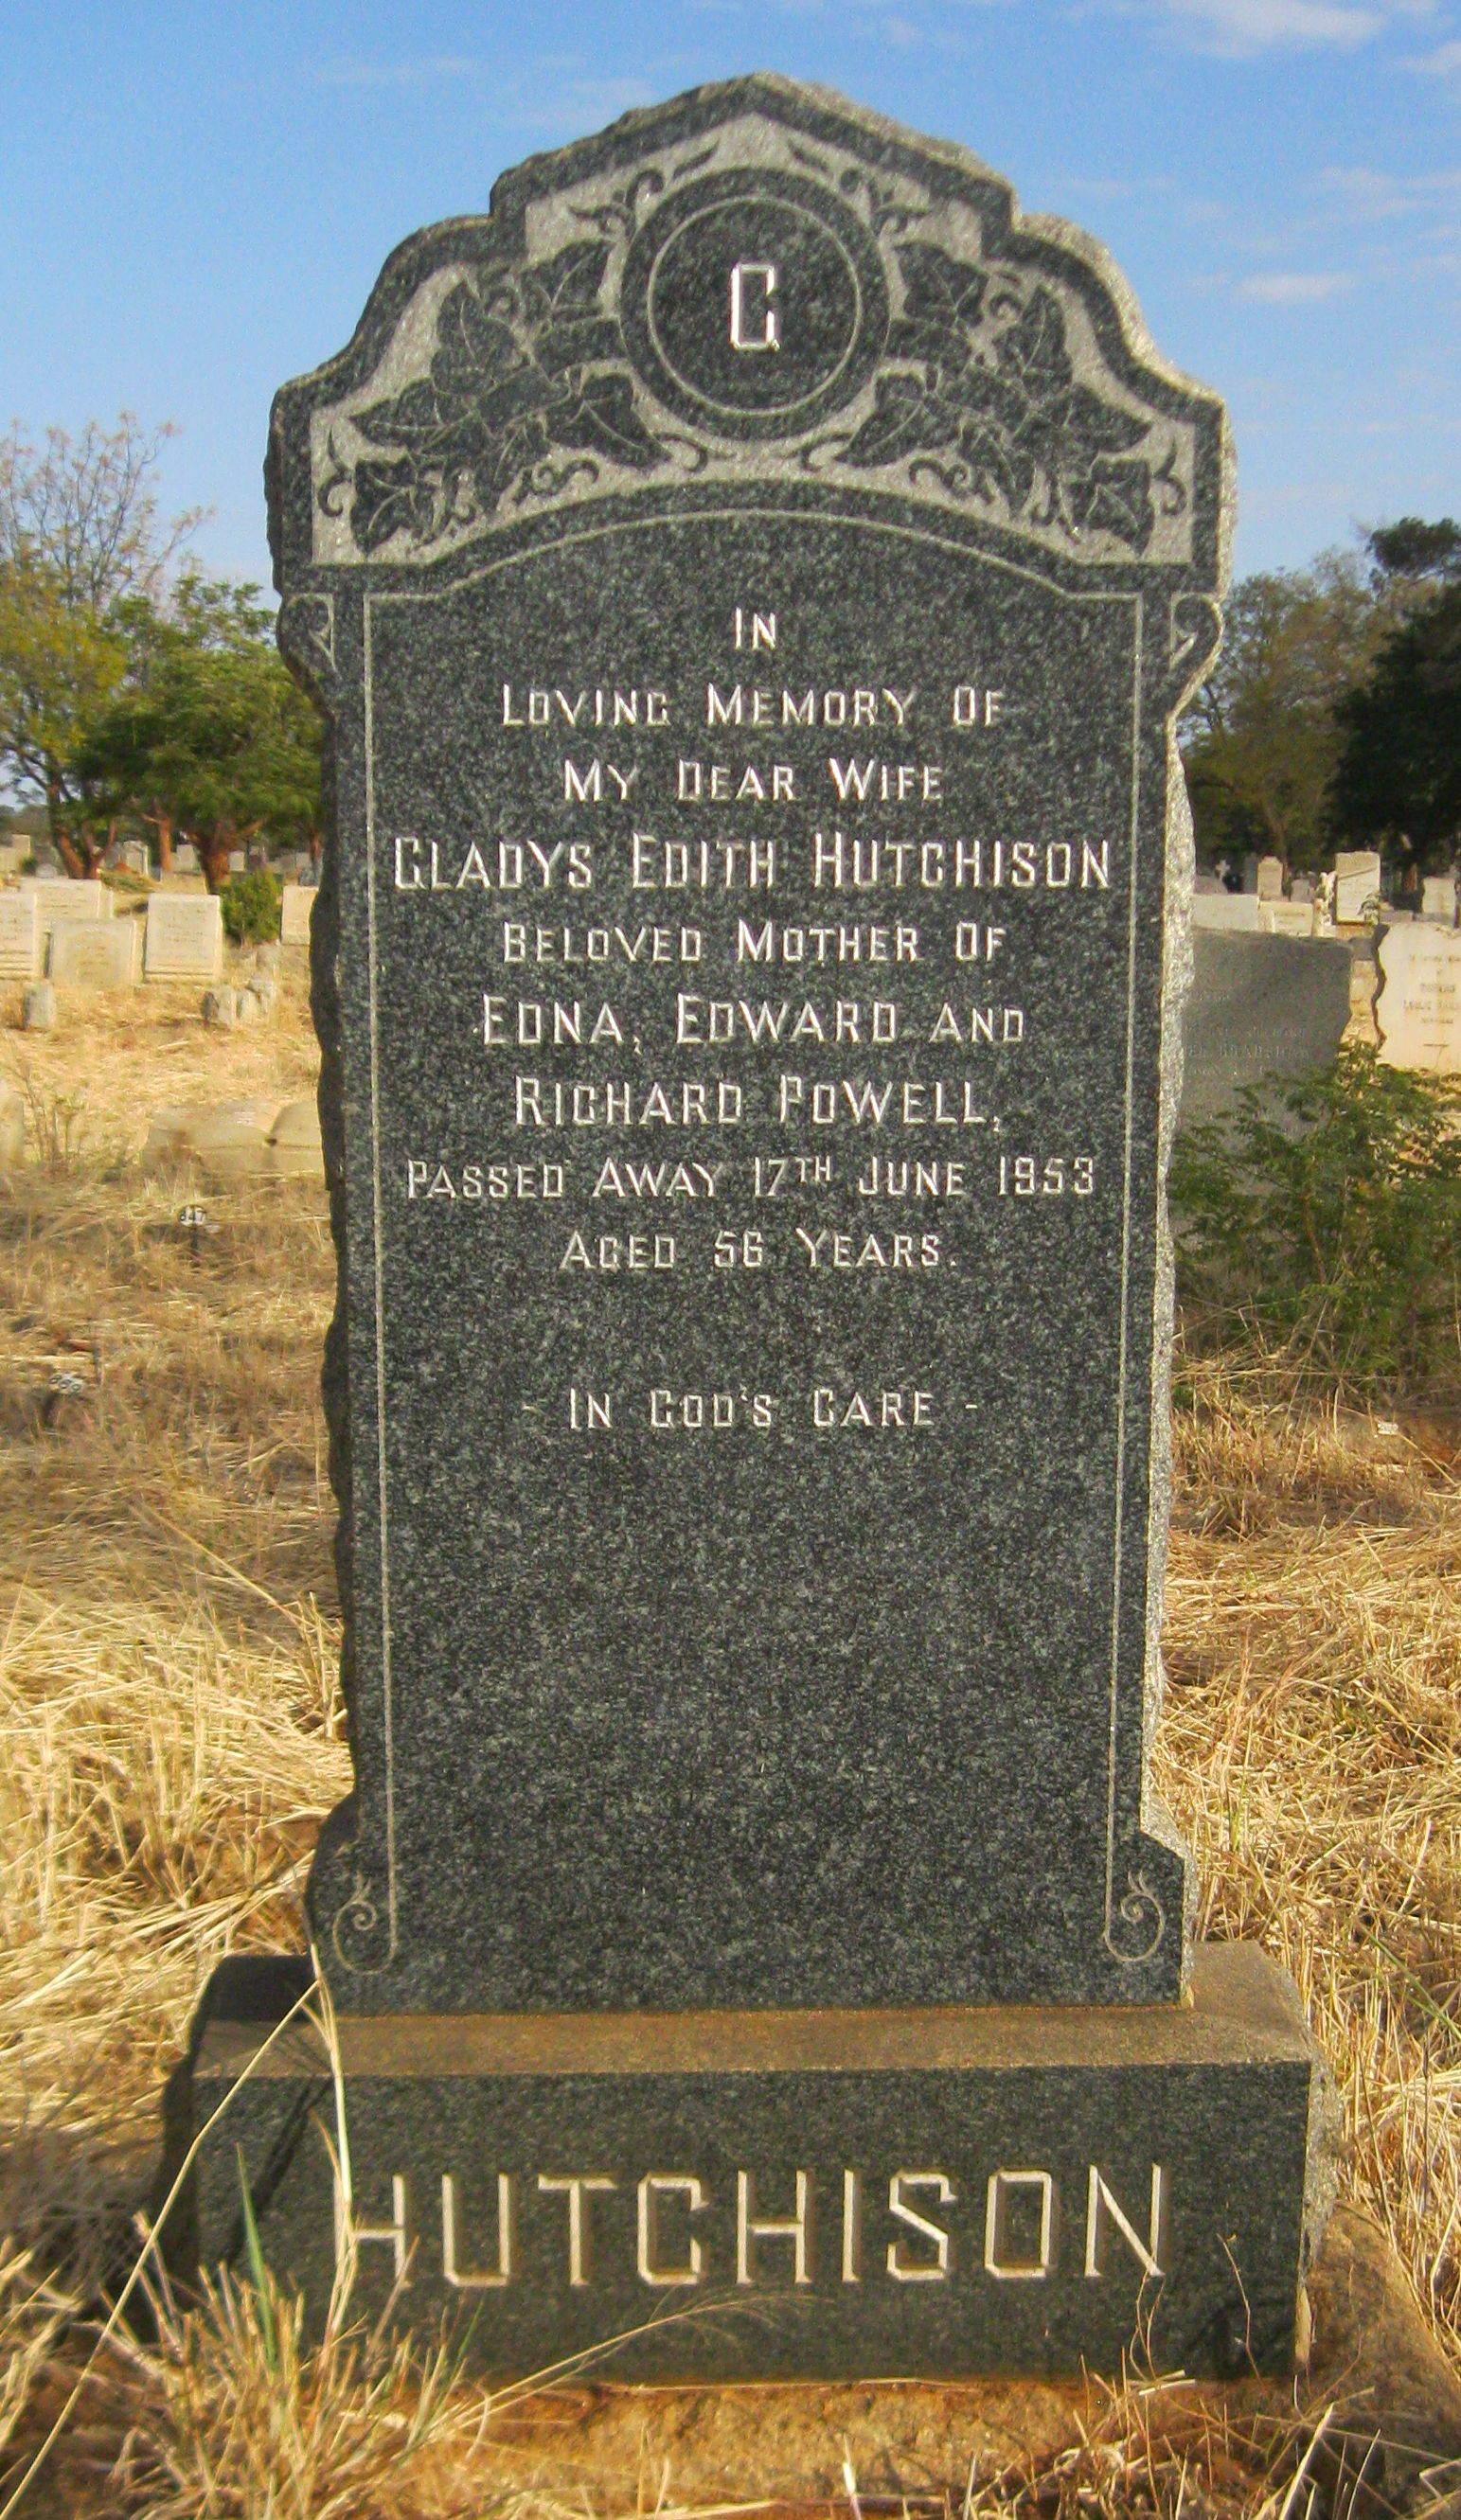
[168,74,1331,2381]
[1182,932,1352,1121]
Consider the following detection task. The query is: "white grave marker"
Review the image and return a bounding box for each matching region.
[1256,856,1284,900]
[1377,925,1461,1074]
[279,884,315,946]
[145,892,224,983]
[49,918,139,989]
[1333,850,1381,924]
[0,892,40,979]
[1421,875,1457,925]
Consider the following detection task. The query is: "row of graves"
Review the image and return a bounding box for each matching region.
[0,874,316,989]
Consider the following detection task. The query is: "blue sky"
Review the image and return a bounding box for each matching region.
[2,0,1456,588]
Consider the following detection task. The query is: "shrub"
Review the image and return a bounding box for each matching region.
[1170,1046,1461,1395]
[221,869,281,946]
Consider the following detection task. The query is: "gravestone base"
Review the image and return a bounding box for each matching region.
[167,1941,1329,2384]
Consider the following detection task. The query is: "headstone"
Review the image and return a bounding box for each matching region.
[1190,892,1267,932]
[141,1098,283,1178]
[1333,850,1381,924]
[144,892,224,983]
[267,1096,325,1180]
[1181,934,1353,1120]
[170,77,1330,2386]
[0,892,40,980]
[47,918,139,989]
[1421,875,1457,925]
[120,839,151,877]
[200,986,239,1029]
[172,843,200,874]
[1376,923,1461,1074]
[1290,876,1314,905]
[1263,900,1315,938]
[20,878,113,950]
[1255,855,1283,900]
[227,849,246,876]
[22,983,56,1032]
[279,883,314,946]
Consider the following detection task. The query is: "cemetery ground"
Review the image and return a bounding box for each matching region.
[0,980,1458,2516]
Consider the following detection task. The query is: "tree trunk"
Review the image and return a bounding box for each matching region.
[199,828,234,894]
[153,811,173,874]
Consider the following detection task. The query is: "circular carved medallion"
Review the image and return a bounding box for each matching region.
[621,171,888,443]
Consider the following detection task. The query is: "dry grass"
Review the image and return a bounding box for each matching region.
[0,985,1457,2514]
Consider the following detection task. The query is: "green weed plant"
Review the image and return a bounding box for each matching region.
[1171,1046,1461,1396]
[221,868,281,946]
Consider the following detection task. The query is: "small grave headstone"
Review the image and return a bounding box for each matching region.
[144,892,223,983]
[279,884,314,946]
[1191,892,1267,932]
[267,1097,325,1180]
[171,74,1330,2387]
[1182,934,1353,1119]
[1264,901,1315,938]
[200,986,239,1029]
[1421,874,1457,925]
[172,843,200,874]
[1333,850,1381,924]
[48,918,139,989]
[20,878,113,949]
[1377,923,1461,1074]
[1290,876,1314,905]
[0,892,40,980]
[226,848,246,875]
[1255,855,1284,900]
[22,983,56,1032]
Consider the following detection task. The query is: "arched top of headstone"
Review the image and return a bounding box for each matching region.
[270,74,1229,597]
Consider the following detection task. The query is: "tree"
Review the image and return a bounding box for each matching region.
[0,414,204,610]
[0,414,203,868]
[0,562,127,873]
[1181,549,1403,873]
[1330,579,1461,862]
[76,576,322,890]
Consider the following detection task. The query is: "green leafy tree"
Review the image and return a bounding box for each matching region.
[1181,551,1401,874]
[1329,523,1461,865]
[0,561,127,873]
[76,575,322,890]
[0,414,202,871]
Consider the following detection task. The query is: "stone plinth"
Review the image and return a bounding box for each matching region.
[171,1942,1328,2382]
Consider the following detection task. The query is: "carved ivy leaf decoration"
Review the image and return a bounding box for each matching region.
[886,242,988,367]
[335,249,668,555]
[836,255,1166,554]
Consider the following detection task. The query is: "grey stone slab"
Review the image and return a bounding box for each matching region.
[1182,934,1353,1122]
[169,1941,1328,2383]
[268,73,1232,2017]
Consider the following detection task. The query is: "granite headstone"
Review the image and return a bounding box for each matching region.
[169,76,1331,2383]
[1181,933,1352,1121]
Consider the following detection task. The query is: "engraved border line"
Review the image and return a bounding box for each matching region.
[363,506,1146,1976]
